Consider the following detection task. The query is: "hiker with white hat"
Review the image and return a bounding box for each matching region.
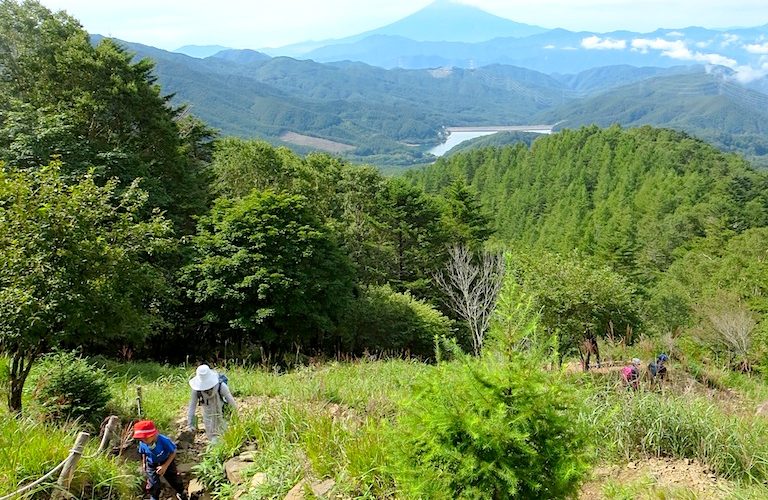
[187,364,238,442]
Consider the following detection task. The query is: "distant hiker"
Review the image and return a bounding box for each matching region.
[134,420,188,500]
[187,364,238,443]
[648,353,670,386]
[580,327,602,370]
[621,358,642,390]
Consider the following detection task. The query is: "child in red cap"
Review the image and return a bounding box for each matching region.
[133,420,188,500]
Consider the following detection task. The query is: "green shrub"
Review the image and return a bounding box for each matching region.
[390,348,591,498]
[36,352,111,428]
[340,285,453,358]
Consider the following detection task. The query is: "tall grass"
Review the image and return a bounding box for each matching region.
[0,415,137,498]
[582,389,768,484]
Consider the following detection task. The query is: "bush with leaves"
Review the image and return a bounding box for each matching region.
[390,294,591,498]
[340,284,453,358]
[36,352,111,427]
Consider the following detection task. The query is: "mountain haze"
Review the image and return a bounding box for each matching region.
[92,1,768,167]
[361,0,547,42]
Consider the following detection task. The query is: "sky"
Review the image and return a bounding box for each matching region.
[37,0,768,51]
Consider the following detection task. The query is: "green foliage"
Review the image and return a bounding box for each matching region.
[0,1,210,229]
[36,352,111,427]
[374,178,450,296]
[411,126,768,291]
[507,250,641,356]
[0,162,172,412]
[391,306,591,498]
[340,285,453,358]
[439,178,494,250]
[182,190,354,351]
[652,227,768,339]
[486,269,558,363]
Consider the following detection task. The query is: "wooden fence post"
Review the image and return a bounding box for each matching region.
[97,416,120,454]
[136,386,143,417]
[53,431,89,499]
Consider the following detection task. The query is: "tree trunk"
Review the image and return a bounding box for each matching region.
[8,346,40,415]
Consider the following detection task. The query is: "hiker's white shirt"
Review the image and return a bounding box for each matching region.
[187,382,237,442]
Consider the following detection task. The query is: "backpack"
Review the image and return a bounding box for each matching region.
[197,373,229,406]
[649,362,658,377]
[621,366,635,381]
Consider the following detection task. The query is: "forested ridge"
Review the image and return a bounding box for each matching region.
[410,125,768,336]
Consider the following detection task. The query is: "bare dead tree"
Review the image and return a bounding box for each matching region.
[434,245,506,355]
[708,306,756,372]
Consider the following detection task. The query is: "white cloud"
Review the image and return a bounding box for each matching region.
[720,33,740,47]
[666,31,684,37]
[730,61,768,82]
[581,35,627,50]
[631,37,737,67]
[695,40,713,48]
[744,42,768,54]
[543,44,556,49]
[631,38,686,54]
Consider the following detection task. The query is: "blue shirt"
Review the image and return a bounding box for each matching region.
[138,434,176,466]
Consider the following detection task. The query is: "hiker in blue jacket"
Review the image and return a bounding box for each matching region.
[134,420,188,500]
[648,353,669,387]
[187,364,238,443]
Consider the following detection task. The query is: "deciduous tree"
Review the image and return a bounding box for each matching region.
[0,163,172,413]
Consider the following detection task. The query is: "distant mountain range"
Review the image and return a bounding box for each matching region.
[145,1,768,166]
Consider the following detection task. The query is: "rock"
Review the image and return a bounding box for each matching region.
[627,462,636,469]
[756,400,768,416]
[177,462,195,475]
[284,479,308,500]
[251,472,268,488]
[188,478,205,496]
[177,429,197,445]
[224,457,251,485]
[311,479,335,496]
[238,451,256,462]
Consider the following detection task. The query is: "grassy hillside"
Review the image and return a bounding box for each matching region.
[5,349,768,499]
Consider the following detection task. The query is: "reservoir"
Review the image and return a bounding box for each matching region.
[429,125,554,157]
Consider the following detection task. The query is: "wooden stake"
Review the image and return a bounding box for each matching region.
[136,386,143,417]
[53,432,89,499]
[97,416,120,454]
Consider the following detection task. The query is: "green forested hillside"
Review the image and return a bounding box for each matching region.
[537,72,768,166]
[410,125,768,287]
[93,36,768,167]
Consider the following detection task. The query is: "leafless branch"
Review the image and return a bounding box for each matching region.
[434,245,505,355]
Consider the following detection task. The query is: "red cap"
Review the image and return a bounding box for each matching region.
[133,420,158,439]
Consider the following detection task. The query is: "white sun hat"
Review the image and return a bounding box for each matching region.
[189,364,219,391]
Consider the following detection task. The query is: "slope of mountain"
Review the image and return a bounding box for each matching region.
[552,65,698,96]
[360,0,547,42]
[174,44,232,58]
[112,38,573,165]
[299,25,768,74]
[536,69,768,165]
[212,49,272,65]
[267,3,766,77]
[104,34,768,167]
